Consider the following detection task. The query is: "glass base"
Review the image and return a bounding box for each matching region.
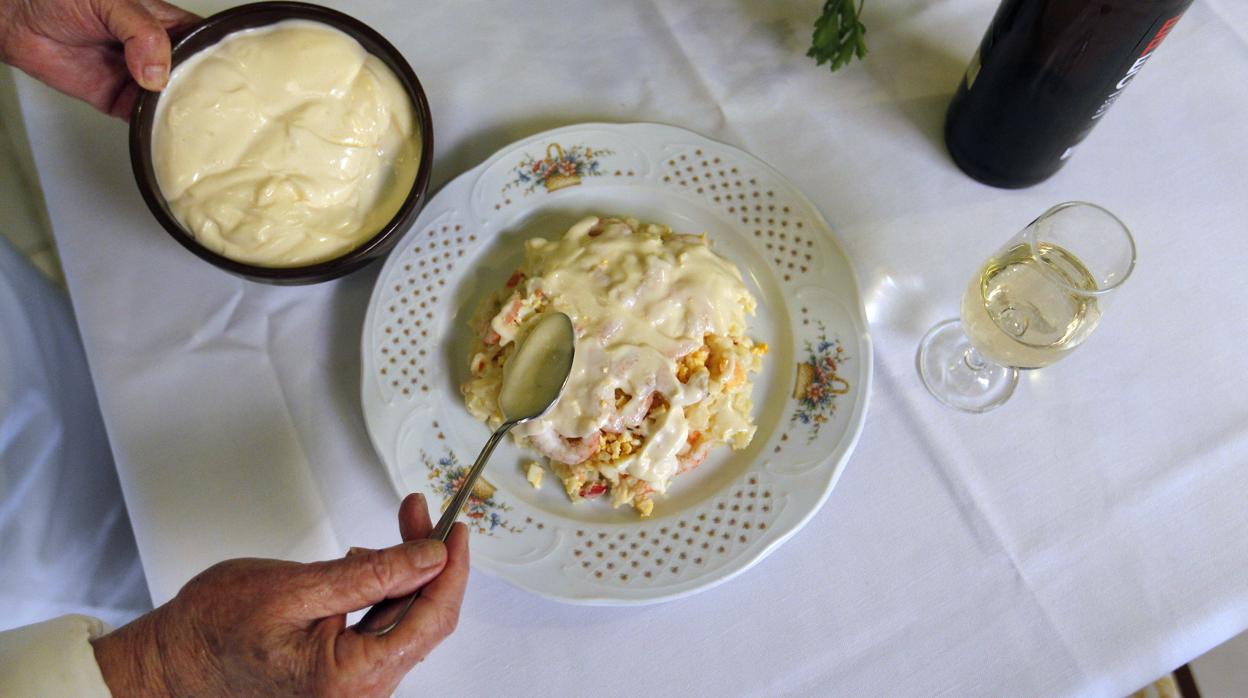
[917,319,1018,413]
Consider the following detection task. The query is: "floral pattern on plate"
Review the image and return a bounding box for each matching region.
[503,143,614,195]
[791,322,851,443]
[423,450,524,536]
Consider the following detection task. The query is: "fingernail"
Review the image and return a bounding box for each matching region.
[142,64,167,89]
[346,546,369,557]
[408,539,447,568]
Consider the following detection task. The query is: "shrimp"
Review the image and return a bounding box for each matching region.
[677,431,711,474]
[529,428,602,465]
[602,390,655,433]
[501,296,524,324]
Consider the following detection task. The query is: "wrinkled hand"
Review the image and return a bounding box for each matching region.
[91,494,469,696]
[0,0,199,118]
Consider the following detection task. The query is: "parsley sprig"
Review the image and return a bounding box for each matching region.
[807,0,868,72]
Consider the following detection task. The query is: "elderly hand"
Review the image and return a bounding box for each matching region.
[0,0,199,118]
[90,493,469,696]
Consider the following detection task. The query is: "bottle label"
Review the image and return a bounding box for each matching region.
[1090,13,1184,121]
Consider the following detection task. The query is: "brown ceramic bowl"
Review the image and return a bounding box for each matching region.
[129,2,434,285]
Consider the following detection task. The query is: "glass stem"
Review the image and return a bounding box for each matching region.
[963,346,989,372]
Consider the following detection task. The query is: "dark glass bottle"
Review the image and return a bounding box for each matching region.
[945,0,1194,188]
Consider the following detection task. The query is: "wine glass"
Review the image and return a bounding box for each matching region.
[917,202,1135,412]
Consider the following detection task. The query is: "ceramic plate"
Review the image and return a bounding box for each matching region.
[361,122,871,604]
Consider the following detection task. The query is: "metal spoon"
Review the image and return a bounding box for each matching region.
[356,311,576,635]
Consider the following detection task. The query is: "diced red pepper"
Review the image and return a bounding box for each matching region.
[506,270,525,288]
[579,482,608,499]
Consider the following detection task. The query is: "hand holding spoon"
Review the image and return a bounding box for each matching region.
[356,311,576,634]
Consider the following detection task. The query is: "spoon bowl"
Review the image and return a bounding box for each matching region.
[499,311,576,423]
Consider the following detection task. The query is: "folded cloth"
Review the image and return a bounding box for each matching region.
[0,233,150,630]
[0,614,112,696]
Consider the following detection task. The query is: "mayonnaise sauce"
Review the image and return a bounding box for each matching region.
[152,20,419,267]
[506,217,757,491]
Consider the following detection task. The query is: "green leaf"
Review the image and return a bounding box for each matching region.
[808,0,868,72]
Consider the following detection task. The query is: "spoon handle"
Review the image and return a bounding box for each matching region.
[356,422,513,635]
[430,423,511,542]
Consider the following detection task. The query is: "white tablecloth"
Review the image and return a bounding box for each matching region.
[12,1,1248,694]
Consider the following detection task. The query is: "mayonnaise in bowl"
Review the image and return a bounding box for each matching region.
[152,19,420,268]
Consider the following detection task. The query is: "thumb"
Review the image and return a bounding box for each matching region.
[301,539,448,617]
[101,0,174,90]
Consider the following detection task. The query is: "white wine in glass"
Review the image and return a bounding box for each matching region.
[919,202,1134,412]
[959,241,1102,369]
